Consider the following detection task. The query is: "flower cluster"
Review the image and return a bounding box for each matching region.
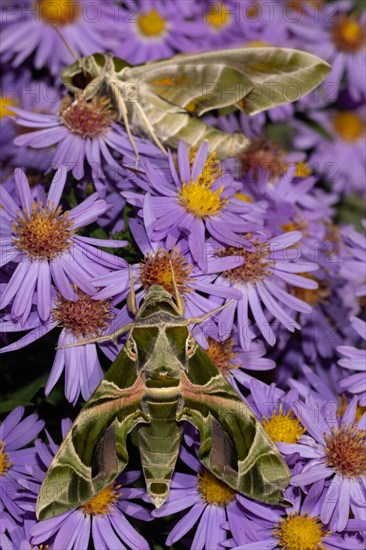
[0,0,365,548]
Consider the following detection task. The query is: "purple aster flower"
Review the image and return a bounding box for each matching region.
[123,141,266,267]
[152,443,282,549]
[11,98,162,188]
[0,406,44,521]
[112,0,205,63]
[0,285,128,403]
[280,395,366,532]
[1,68,59,171]
[208,230,318,350]
[340,221,366,298]
[92,205,244,349]
[338,316,366,406]
[15,419,151,550]
[292,106,366,195]
[221,480,365,549]
[291,1,366,101]
[0,166,127,322]
[0,0,118,76]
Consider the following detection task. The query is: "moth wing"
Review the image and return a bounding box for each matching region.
[127,47,330,115]
[36,347,148,520]
[178,346,290,505]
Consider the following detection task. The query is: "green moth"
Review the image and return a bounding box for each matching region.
[60,47,330,159]
[36,276,290,520]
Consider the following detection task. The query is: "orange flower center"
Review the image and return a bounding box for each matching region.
[35,0,81,26]
[12,201,75,260]
[140,248,193,295]
[53,288,113,339]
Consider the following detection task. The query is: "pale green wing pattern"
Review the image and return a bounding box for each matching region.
[36,347,148,520]
[128,47,330,115]
[178,345,290,505]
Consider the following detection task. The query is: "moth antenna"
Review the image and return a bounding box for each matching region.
[56,322,133,349]
[53,26,78,60]
[184,299,234,325]
[127,265,138,315]
[168,260,185,316]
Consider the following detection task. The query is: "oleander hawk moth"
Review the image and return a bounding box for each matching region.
[36,278,290,520]
[60,47,330,159]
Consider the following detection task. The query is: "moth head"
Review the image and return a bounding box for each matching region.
[139,285,180,318]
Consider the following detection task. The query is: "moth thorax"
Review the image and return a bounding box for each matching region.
[197,469,236,506]
[0,95,19,119]
[140,247,193,295]
[137,9,167,38]
[218,241,273,284]
[262,405,305,444]
[82,483,122,515]
[0,441,13,476]
[332,111,365,143]
[52,288,113,339]
[273,512,330,550]
[11,201,75,260]
[324,423,366,477]
[331,14,365,53]
[35,0,81,26]
[292,274,330,307]
[205,337,239,377]
[60,95,117,138]
[240,137,287,182]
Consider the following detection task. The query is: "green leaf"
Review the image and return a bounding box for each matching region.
[10,373,49,404]
[0,400,33,414]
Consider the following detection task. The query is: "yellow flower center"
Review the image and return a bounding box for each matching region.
[333,111,365,143]
[12,202,75,260]
[234,192,253,202]
[139,247,194,295]
[245,40,270,48]
[240,137,287,182]
[137,9,166,37]
[263,405,306,444]
[197,469,236,506]
[0,441,13,476]
[82,483,121,515]
[324,423,366,477]
[205,337,239,377]
[273,512,330,550]
[53,288,113,339]
[292,274,330,307]
[218,240,273,285]
[281,215,309,236]
[332,15,365,53]
[294,161,313,179]
[60,95,116,139]
[178,151,228,218]
[0,96,19,119]
[337,395,366,424]
[35,0,81,26]
[206,2,231,30]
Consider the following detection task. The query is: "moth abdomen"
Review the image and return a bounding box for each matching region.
[137,400,182,507]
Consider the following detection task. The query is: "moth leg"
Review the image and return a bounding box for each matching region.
[169,260,185,316]
[56,322,133,349]
[79,75,104,102]
[127,265,138,315]
[134,102,168,155]
[109,80,140,163]
[184,299,234,325]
